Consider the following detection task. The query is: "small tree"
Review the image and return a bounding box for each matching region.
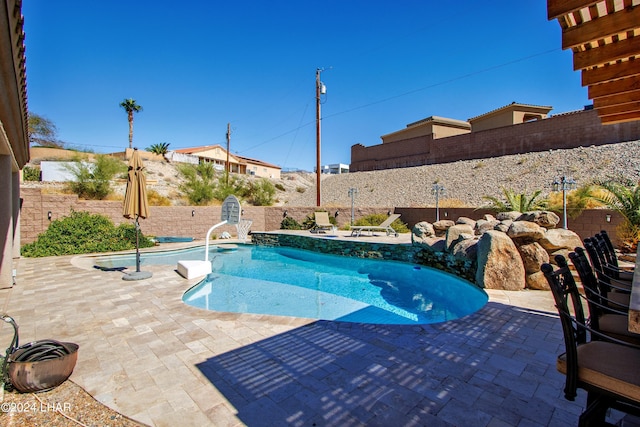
[28,112,64,148]
[178,163,216,205]
[65,154,126,200]
[248,178,276,206]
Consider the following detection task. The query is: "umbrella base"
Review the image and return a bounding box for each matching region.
[122,271,153,281]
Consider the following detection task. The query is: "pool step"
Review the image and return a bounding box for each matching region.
[177,260,212,280]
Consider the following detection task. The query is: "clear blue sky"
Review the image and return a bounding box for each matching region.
[23,1,587,171]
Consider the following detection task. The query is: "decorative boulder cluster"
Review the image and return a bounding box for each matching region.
[411,211,583,290]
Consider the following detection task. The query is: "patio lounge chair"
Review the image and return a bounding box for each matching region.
[350,213,400,237]
[310,211,334,234]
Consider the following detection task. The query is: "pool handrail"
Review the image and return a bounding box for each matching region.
[205,220,228,262]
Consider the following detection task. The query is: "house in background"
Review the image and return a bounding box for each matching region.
[173,145,281,179]
[350,102,640,172]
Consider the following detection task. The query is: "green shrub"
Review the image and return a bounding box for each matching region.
[280,216,302,230]
[178,163,216,205]
[23,166,40,181]
[21,211,154,257]
[353,213,410,233]
[65,154,126,200]
[248,178,276,206]
[274,183,286,191]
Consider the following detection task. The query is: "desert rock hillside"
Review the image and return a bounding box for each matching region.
[24,140,640,207]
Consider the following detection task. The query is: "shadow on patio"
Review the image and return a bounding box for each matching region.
[196,302,586,426]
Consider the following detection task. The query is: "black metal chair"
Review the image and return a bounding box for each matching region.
[541,255,640,427]
[569,247,639,345]
[593,231,634,282]
[584,238,632,298]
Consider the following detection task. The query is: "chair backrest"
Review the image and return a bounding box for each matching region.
[541,254,587,400]
[584,238,612,287]
[598,230,618,267]
[568,247,605,329]
[314,211,332,226]
[594,232,619,271]
[380,213,401,227]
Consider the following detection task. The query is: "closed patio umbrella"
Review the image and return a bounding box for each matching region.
[122,148,152,280]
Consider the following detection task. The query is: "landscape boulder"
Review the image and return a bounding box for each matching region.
[475,230,526,290]
[496,211,522,221]
[445,224,474,251]
[538,228,583,252]
[412,221,435,244]
[517,242,550,273]
[507,221,546,241]
[432,220,455,237]
[518,211,560,229]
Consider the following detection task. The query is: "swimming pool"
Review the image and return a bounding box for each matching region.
[178,245,487,325]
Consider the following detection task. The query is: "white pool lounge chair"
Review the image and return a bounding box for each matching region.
[310,211,334,234]
[350,213,401,237]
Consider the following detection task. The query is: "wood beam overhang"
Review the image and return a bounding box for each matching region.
[588,75,640,99]
[562,6,640,49]
[548,0,599,20]
[549,0,640,123]
[573,36,640,71]
[582,59,640,86]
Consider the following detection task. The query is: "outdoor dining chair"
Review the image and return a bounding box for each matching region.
[584,238,632,295]
[592,231,634,282]
[541,255,640,426]
[569,248,639,346]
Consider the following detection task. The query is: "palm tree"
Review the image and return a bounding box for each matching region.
[591,179,640,250]
[481,187,547,213]
[119,98,143,149]
[147,142,170,156]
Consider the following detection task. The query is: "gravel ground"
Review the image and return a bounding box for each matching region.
[25,140,640,208]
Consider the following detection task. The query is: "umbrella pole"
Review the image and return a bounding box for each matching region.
[135,215,141,273]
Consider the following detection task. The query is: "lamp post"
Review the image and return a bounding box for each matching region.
[431,183,445,222]
[348,187,358,225]
[552,175,576,229]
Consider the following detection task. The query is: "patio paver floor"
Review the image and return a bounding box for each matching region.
[0,236,630,426]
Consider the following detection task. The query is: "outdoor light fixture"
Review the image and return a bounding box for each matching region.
[283,210,288,218]
[431,183,445,222]
[334,211,339,218]
[191,210,195,217]
[606,214,611,223]
[552,175,576,229]
[47,211,52,221]
[348,188,358,225]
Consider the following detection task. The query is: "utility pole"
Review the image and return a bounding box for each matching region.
[315,68,322,207]
[226,123,231,185]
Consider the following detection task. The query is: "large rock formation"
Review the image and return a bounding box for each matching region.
[411,210,582,291]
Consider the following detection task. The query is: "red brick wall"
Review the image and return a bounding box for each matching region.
[351,109,640,171]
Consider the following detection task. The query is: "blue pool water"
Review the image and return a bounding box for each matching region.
[177,245,487,325]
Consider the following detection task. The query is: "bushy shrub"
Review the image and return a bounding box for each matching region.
[353,213,410,233]
[274,183,285,191]
[21,211,154,257]
[280,216,302,230]
[177,163,216,205]
[248,178,276,206]
[65,154,126,200]
[23,166,40,181]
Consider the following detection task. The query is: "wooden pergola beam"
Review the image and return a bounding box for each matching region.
[562,6,640,49]
[593,89,640,108]
[599,111,640,124]
[573,36,640,70]
[582,59,640,86]
[588,75,640,99]
[596,101,640,117]
[547,0,599,20]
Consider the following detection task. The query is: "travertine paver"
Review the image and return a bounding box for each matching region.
[0,239,629,426]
